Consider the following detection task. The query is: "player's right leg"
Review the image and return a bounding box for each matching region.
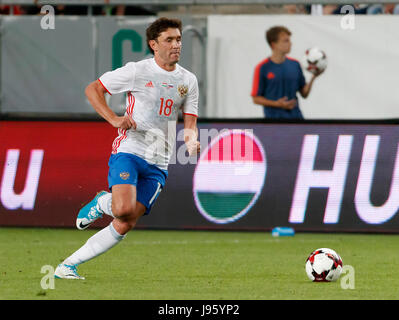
[76,190,109,230]
[75,152,136,230]
[55,185,145,280]
[111,184,146,235]
[56,153,143,280]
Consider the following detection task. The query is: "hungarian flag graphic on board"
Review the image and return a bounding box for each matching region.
[193,129,266,224]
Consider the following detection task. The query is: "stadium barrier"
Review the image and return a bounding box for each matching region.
[1,119,399,233]
[2,15,399,120]
[0,16,206,117]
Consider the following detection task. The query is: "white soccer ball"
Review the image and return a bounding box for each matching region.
[303,47,327,75]
[305,248,343,282]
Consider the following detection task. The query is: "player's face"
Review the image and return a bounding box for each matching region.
[153,28,182,65]
[272,32,292,54]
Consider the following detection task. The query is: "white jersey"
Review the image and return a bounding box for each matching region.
[98,58,199,170]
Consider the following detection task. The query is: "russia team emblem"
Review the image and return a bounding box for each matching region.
[193,129,266,224]
[119,172,130,180]
[177,84,188,97]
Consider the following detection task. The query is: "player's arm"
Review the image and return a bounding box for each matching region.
[183,113,200,156]
[299,78,314,98]
[252,96,297,110]
[182,74,200,156]
[85,80,136,130]
[299,67,323,98]
[299,72,320,98]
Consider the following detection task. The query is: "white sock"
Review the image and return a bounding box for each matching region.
[63,223,125,266]
[97,192,114,218]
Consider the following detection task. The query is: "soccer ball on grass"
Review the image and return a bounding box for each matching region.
[305,248,343,282]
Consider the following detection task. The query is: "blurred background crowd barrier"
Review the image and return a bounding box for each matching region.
[1,1,399,119]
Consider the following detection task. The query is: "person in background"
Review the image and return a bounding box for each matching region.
[283,5,307,14]
[0,5,24,15]
[251,26,323,119]
[367,3,399,14]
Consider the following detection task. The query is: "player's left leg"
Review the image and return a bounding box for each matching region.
[55,154,142,279]
[55,154,165,280]
[54,188,153,279]
[55,186,145,280]
[54,221,124,280]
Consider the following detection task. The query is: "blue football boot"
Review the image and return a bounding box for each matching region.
[76,191,108,230]
[54,264,85,280]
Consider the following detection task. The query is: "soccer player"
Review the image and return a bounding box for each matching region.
[251,26,323,119]
[55,17,200,279]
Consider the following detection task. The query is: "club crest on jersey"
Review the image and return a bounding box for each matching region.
[178,84,188,98]
[119,172,130,180]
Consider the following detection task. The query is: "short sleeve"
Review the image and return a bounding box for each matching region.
[251,63,266,97]
[182,74,199,117]
[98,62,136,95]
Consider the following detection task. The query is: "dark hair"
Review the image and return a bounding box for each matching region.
[146,17,183,54]
[266,26,292,47]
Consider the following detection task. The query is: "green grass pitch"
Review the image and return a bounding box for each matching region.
[1,227,399,300]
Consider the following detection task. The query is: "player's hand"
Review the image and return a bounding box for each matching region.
[111,115,136,130]
[312,68,325,77]
[277,97,297,110]
[185,140,201,156]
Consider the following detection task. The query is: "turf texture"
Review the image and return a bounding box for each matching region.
[1,227,399,300]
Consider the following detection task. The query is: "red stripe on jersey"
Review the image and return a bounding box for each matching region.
[114,129,127,153]
[183,112,198,118]
[111,128,123,154]
[112,129,127,154]
[251,58,269,97]
[111,93,135,154]
[127,92,135,116]
[286,56,300,63]
[98,79,112,95]
[127,93,132,115]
